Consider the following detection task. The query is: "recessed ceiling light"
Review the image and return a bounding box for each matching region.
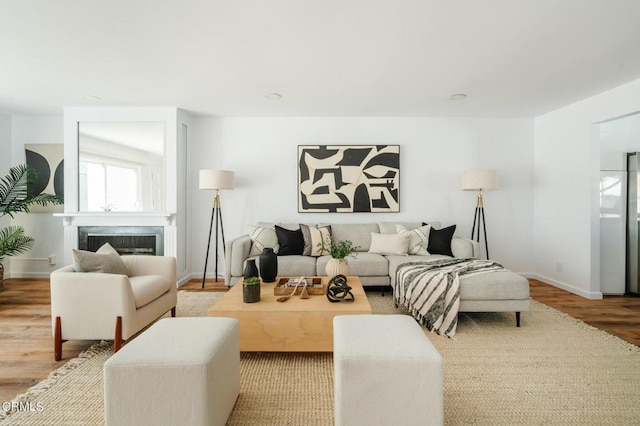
[82,95,102,101]
[449,94,467,101]
[265,93,282,100]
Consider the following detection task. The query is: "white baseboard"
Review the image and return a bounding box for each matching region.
[6,272,52,279]
[527,273,603,300]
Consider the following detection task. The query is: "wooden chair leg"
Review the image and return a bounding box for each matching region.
[171,307,176,317]
[54,316,63,361]
[516,312,521,327]
[114,316,123,353]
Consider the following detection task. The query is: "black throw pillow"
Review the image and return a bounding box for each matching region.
[274,225,305,256]
[423,223,456,256]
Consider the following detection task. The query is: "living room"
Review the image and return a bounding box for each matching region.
[1,1,640,424]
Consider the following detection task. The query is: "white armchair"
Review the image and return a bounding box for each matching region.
[50,255,177,361]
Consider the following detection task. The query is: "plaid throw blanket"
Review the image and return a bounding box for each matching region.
[394,258,504,337]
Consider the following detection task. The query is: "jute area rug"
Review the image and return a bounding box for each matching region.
[1,291,639,425]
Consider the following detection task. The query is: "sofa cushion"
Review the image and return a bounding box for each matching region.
[459,271,530,300]
[397,224,431,255]
[272,255,317,277]
[248,225,279,256]
[317,252,388,276]
[425,224,456,256]
[129,275,172,308]
[275,225,304,256]
[330,223,379,252]
[369,232,410,256]
[72,243,129,275]
[300,224,332,256]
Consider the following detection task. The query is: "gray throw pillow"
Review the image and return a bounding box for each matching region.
[72,243,129,275]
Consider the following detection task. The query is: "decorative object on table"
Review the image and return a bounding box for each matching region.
[24,144,64,212]
[0,164,61,291]
[322,239,358,277]
[199,169,235,287]
[274,277,324,295]
[276,278,302,302]
[299,280,310,299]
[462,169,498,259]
[298,145,400,212]
[259,247,278,282]
[243,259,259,280]
[326,275,354,303]
[242,276,261,303]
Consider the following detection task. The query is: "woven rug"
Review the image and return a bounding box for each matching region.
[2,291,639,425]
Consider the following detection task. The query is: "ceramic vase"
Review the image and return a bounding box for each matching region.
[243,259,259,279]
[326,258,350,278]
[259,247,278,282]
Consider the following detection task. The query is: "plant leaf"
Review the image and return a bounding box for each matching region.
[0,164,62,218]
[0,225,35,262]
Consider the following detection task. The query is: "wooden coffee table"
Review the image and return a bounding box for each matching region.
[207,276,372,352]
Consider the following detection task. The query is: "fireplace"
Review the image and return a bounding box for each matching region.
[78,226,164,255]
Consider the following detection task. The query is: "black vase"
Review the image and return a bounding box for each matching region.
[243,259,259,279]
[259,248,278,282]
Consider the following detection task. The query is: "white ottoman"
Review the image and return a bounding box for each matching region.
[333,315,444,426]
[104,317,240,426]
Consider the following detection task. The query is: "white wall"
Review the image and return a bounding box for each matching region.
[534,78,640,299]
[9,115,65,277]
[0,114,12,273]
[189,116,535,279]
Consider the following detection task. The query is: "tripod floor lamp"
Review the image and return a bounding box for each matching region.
[199,169,235,288]
[462,169,498,259]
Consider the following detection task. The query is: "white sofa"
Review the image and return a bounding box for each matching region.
[50,255,177,360]
[225,222,530,325]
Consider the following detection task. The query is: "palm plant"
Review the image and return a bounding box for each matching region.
[0,164,62,291]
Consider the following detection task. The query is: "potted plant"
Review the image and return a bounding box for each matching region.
[242,276,261,303]
[323,239,359,277]
[0,165,61,291]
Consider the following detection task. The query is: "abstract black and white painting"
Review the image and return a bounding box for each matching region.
[298,145,400,213]
[25,144,64,213]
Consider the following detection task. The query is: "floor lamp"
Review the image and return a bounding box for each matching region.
[462,169,498,259]
[199,169,235,288]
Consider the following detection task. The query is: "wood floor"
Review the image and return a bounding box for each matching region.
[0,277,638,403]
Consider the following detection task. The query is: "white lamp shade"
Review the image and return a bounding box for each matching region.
[462,169,498,191]
[199,170,235,190]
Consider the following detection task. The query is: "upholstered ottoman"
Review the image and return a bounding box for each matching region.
[333,315,444,426]
[104,317,240,426]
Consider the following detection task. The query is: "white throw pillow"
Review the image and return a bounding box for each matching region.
[396,224,431,255]
[300,224,332,256]
[248,225,280,256]
[368,232,410,256]
[72,242,129,275]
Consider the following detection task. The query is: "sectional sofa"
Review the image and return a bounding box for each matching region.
[225,222,530,324]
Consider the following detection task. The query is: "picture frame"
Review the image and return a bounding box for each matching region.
[298,145,400,213]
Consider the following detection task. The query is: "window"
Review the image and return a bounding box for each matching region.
[79,161,140,211]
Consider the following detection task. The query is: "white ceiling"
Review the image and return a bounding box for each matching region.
[1,0,640,118]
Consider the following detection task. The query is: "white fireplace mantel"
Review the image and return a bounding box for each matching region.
[53,212,175,227]
[55,212,178,265]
